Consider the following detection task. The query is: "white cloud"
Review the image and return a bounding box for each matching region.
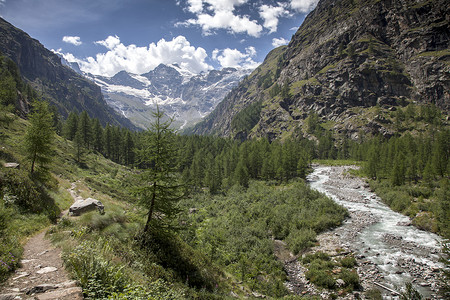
[259,3,291,33]
[58,35,212,77]
[95,35,120,50]
[272,37,289,47]
[181,0,263,37]
[62,36,82,46]
[290,0,319,13]
[186,0,203,13]
[213,46,260,69]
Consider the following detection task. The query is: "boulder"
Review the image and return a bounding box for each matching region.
[36,287,83,300]
[3,163,19,168]
[336,279,346,287]
[69,198,104,216]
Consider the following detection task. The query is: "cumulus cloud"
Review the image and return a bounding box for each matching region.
[62,36,82,46]
[58,35,212,77]
[95,35,120,49]
[290,0,319,13]
[259,3,291,33]
[212,46,260,69]
[272,37,289,47]
[180,0,263,37]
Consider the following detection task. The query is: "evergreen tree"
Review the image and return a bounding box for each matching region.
[104,124,112,158]
[24,100,55,175]
[73,128,84,163]
[123,131,135,165]
[77,111,92,149]
[234,159,249,188]
[92,118,103,153]
[63,111,78,140]
[135,106,183,233]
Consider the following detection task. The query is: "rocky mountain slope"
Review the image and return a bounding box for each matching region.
[0,17,135,129]
[190,0,449,140]
[83,64,251,130]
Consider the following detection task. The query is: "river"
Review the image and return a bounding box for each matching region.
[306,165,443,298]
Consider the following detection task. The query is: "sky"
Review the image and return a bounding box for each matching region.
[0,0,318,77]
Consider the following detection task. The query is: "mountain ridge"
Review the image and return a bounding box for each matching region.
[0,17,136,129]
[83,64,252,129]
[190,0,449,140]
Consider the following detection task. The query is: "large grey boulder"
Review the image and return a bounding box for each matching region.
[69,198,104,216]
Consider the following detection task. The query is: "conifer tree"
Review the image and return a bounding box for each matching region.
[77,111,91,149]
[135,106,183,233]
[92,118,103,153]
[24,100,55,175]
[234,159,249,188]
[63,111,78,140]
[104,124,112,158]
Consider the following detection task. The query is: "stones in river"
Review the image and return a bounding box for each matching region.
[69,197,104,216]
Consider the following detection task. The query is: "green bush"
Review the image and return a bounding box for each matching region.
[286,228,316,255]
[63,240,129,299]
[340,256,357,268]
[302,251,330,264]
[109,281,185,300]
[305,268,335,289]
[339,268,360,289]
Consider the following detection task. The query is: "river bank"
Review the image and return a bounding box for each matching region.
[286,165,444,298]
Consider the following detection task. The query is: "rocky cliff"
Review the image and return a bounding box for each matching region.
[190,0,449,139]
[0,17,136,129]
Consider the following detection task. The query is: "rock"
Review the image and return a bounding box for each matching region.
[35,287,83,300]
[36,267,57,274]
[57,281,79,289]
[69,198,104,216]
[3,163,19,169]
[0,294,20,300]
[12,272,29,280]
[26,284,58,294]
[397,220,412,226]
[252,291,265,298]
[336,279,346,287]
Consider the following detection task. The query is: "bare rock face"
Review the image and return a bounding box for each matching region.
[0,17,136,129]
[192,0,449,140]
[69,198,104,216]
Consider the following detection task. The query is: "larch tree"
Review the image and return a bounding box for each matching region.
[135,106,184,233]
[24,100,55,175]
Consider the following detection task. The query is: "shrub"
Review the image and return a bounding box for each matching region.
[340,256,357,268]
[305,268,335,289]
[63,240,129,299]
[286,228,316,254]
[339,268,360,289]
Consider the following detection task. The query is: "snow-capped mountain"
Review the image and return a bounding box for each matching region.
[84,64,252,130]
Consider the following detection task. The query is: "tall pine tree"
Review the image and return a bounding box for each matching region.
[135,106,184,233]
[24,100,55,175]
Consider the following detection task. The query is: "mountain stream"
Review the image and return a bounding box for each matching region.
[305,165,443,298]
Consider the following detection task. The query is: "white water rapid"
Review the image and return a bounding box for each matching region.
[307,165,444,298]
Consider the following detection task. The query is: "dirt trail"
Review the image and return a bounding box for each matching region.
[0,184,83,300]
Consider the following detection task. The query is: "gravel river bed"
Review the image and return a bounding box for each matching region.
[284,165,444,299]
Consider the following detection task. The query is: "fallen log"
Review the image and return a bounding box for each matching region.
[374,282,401,296]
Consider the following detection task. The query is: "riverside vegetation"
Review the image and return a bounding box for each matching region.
[0,55,449,298]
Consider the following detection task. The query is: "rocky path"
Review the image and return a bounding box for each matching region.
[0,183,83,300]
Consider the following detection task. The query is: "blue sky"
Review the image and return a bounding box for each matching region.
[0,0,318,77]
